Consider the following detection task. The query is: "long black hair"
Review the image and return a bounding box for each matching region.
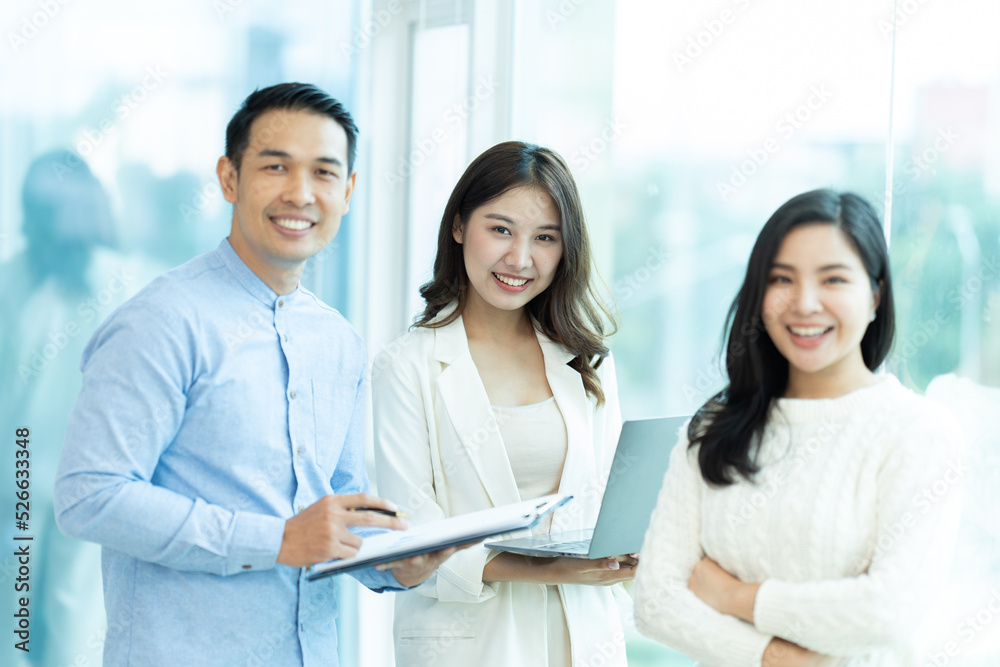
[690,189,895,485]
[416,141,617,405]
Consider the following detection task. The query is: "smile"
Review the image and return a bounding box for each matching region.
[493,272,531,292]
[494,273,528,287]
[271,216,315,232]
[788,325,833,338]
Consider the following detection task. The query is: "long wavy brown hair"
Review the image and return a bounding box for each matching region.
[415,141,617,404]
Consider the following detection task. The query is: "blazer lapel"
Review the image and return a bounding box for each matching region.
[538,334,598,532]
[434,316,522,509]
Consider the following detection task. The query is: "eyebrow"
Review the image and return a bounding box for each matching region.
[257,149,344,168]
[770,262,855,272]
[484,213,561,231]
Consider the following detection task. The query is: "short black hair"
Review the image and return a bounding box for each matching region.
[225,82,359,173]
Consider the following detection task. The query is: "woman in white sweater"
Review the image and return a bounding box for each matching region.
[373,141,635,666]
[634,189,963,666]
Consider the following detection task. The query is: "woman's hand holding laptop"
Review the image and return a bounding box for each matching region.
[483,551,639,586]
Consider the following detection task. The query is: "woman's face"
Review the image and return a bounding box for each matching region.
[453,186,564,318]
[761,223,879,394]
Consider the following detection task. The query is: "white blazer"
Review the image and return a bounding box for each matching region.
[372,311,628,667]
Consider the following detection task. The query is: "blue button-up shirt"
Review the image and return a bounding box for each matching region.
[54,239,399,666]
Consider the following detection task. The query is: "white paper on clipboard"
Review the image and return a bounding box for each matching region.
[306,493,573,580]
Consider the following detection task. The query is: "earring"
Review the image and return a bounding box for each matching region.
[870,311,877,322]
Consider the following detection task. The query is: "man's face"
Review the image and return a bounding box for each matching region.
[217,108,355,287]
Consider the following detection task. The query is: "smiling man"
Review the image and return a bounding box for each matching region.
[54,83,453,666]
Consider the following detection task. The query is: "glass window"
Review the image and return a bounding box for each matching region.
[3,0,997,665]
[0,2,364,664]
[885,1,1000,658]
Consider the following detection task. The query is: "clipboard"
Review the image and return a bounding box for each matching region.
[306,493,572,580]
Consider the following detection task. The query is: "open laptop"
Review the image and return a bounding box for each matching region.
[485,415,687,559]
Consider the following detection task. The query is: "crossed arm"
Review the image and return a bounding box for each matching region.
[634,420,962,666]
[687,557,843,667]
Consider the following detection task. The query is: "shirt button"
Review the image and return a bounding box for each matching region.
[242,564,252,570]
[297,505,304,512]
[296,447,304,456]
[283,335,288,342]
[290,391,297,399]
[278,300,284,308]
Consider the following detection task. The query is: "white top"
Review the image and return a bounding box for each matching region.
[493,396,572,667]
[634,375,964,666]
[492,396,567,534]
[372,313,628,667]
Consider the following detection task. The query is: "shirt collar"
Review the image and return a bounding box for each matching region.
[216,238,302,308]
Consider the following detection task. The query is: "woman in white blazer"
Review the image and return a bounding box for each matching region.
[373,141,635,667]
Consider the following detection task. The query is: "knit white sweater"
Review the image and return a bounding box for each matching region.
[634,375,964,666]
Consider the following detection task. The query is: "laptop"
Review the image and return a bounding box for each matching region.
[485,415,687,559]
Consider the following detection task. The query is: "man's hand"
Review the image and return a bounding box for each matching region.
[688,556,758,622]
[276,493,408,568]
[375,542,479,588]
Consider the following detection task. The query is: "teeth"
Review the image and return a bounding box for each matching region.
[494,273,528,287]
[789,326,830,337]
[272,217,312,231]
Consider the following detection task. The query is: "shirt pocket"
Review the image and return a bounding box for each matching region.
[312,379,354,478]
[397,629,477,666]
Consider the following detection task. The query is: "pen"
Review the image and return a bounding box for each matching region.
[347,507,411,518]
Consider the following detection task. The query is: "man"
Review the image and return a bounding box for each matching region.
[54,83,455,666]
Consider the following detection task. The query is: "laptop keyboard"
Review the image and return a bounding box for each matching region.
[544,540,590,553]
